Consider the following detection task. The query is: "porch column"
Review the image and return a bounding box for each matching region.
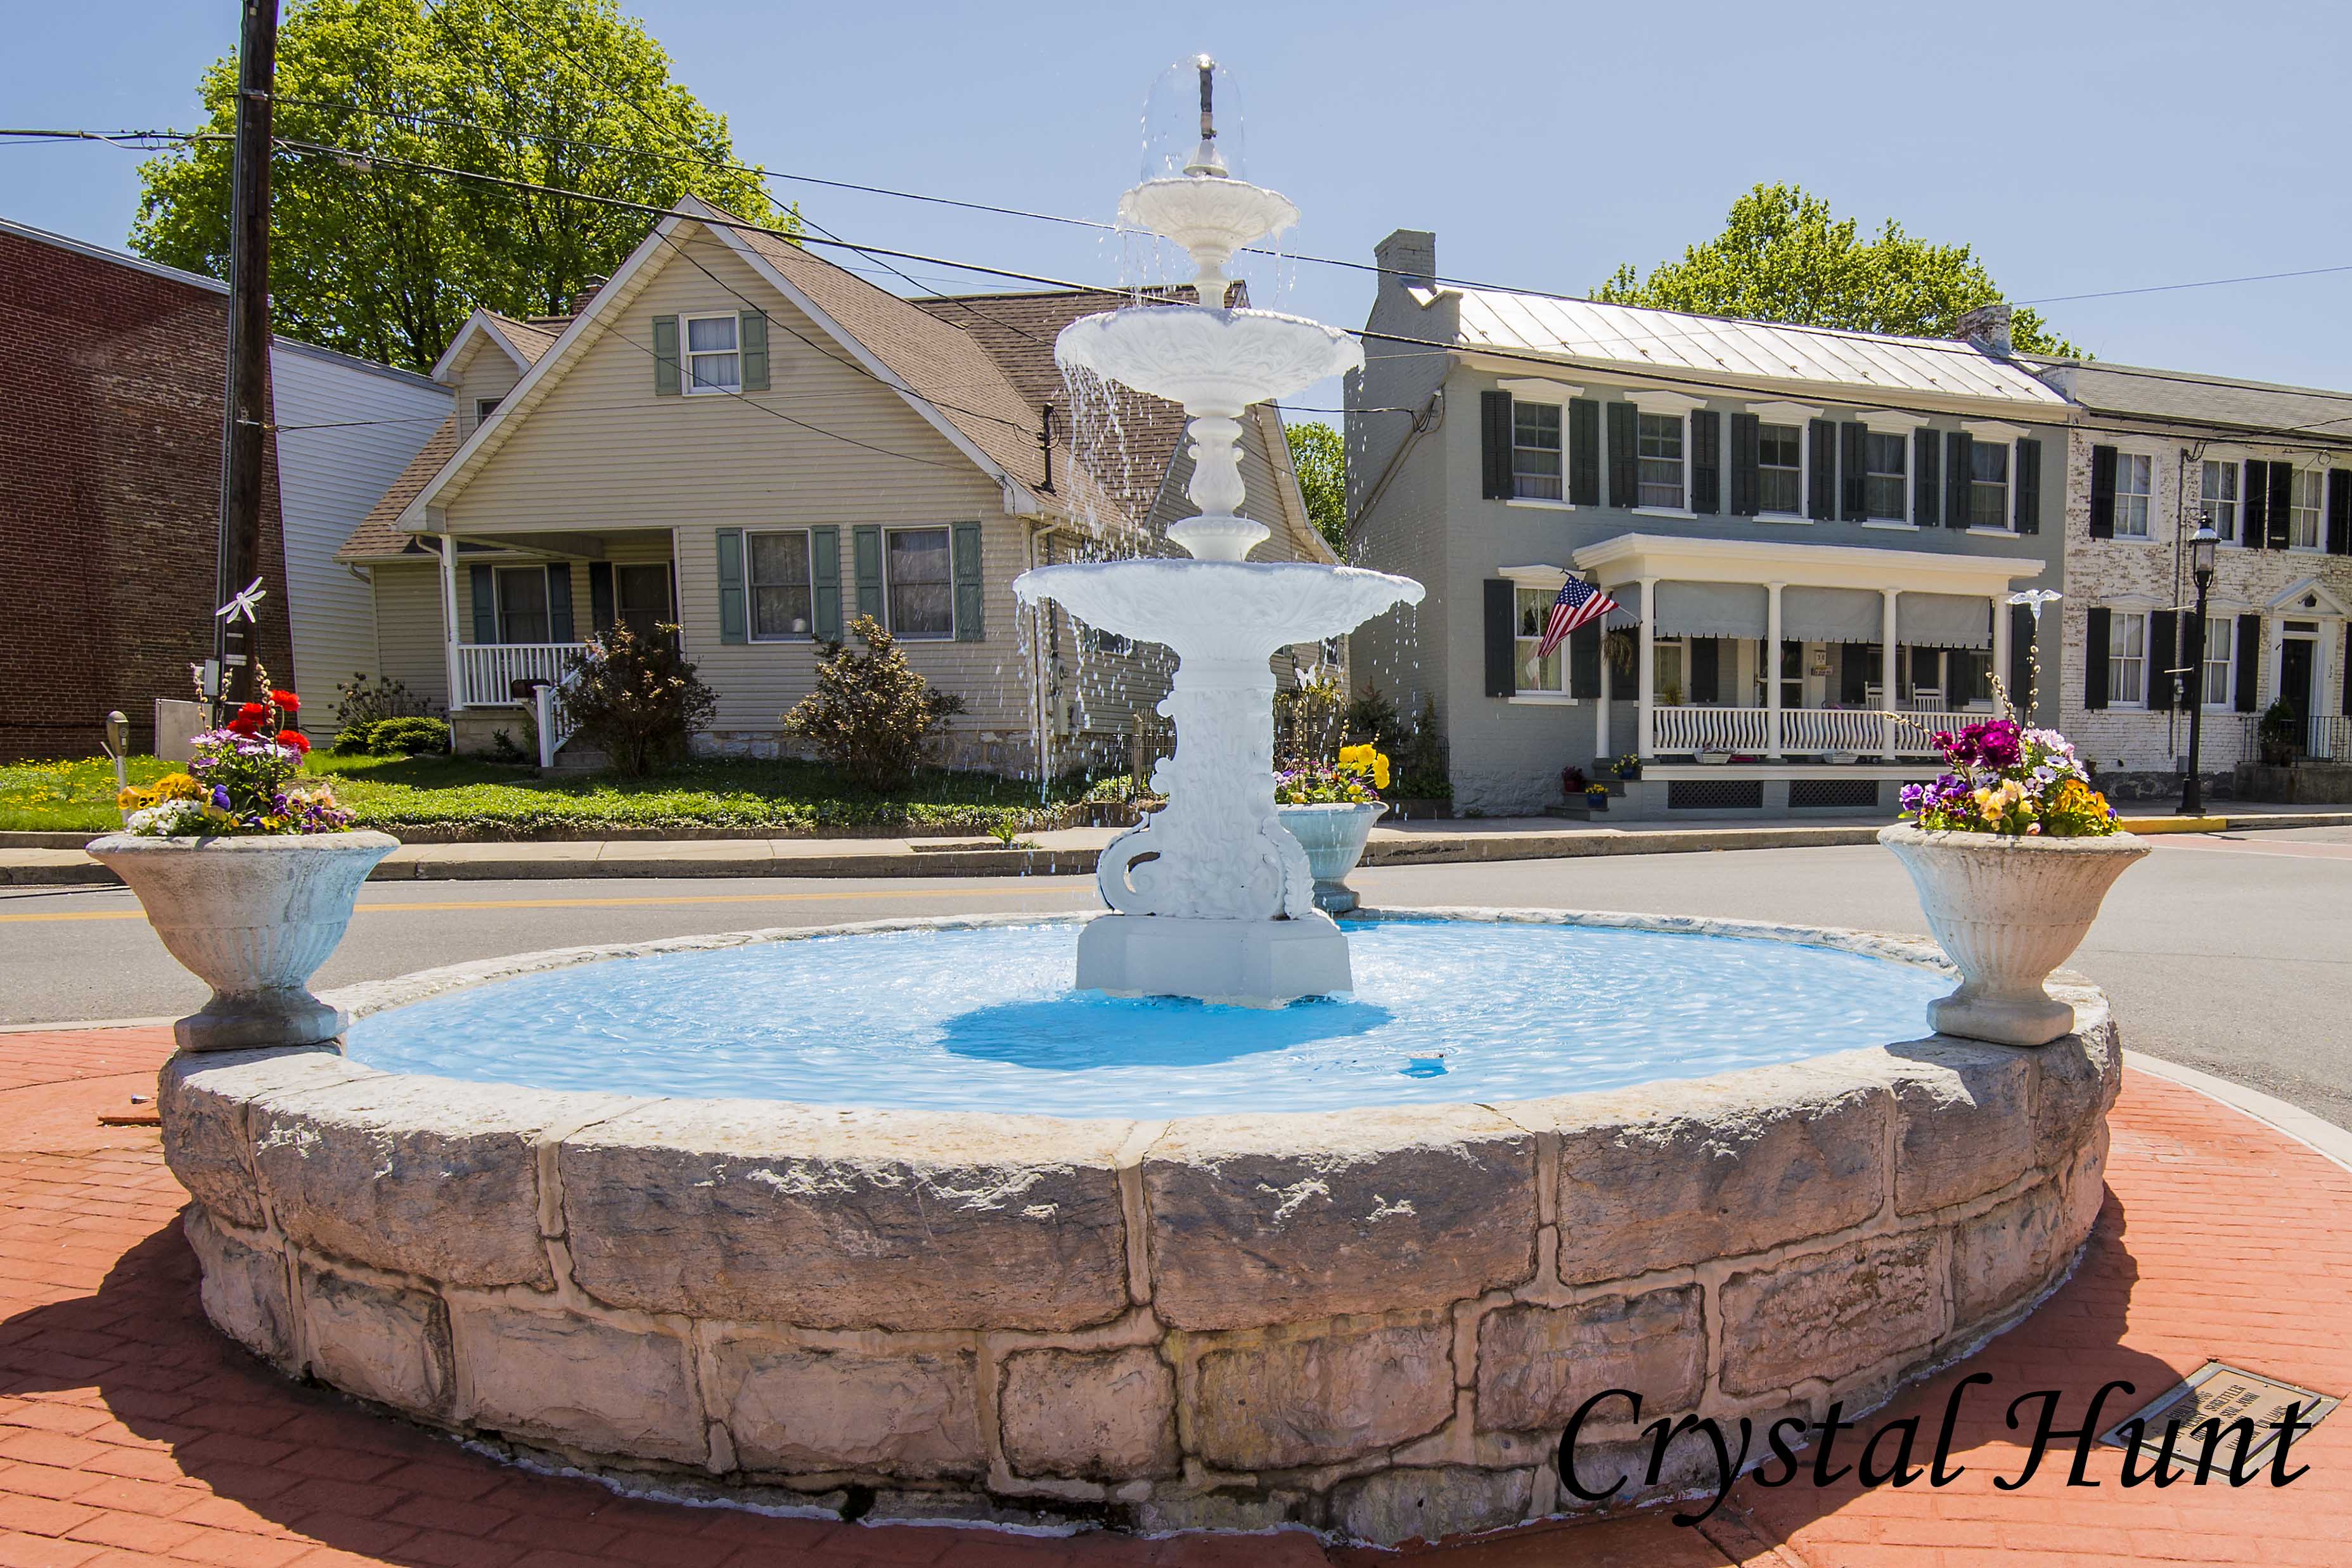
[1766,582,1785,759]
[1880,588,1900,758]
[1636,576,1658,757]
[1595,605,1611,761]
[1990,593,2012,716]
[438,532,464,713]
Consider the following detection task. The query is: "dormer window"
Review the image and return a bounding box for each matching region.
[684,312,742,394]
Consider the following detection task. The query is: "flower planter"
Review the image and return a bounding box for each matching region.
[1583,791,1610,813]
[1275,801,1386,913]
[86,832,400,1050]
[1877,823,2147,1047]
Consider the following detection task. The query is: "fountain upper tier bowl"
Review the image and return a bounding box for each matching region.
[1055,304,1361,413]
[1013,558,1422,653]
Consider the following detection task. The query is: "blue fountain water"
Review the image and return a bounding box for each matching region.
[344,919,1948,1118]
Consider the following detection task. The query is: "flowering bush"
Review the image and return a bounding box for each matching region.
[118,686,354,836]
[1275,744,1389,805]
[1898,719,2119,838]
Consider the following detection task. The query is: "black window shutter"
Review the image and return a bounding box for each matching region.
[2015,438,2042,534]
[588,561,616,636]
[1569,399,1600,506]
[1839,423,1867,520]
[2329,469,2352,554]
[2147,609,2176,710]
[1569,621,1601,699]
[2008,603,2035,717]
[1807,420,1837,520]
[469,563,497,645]
[1838,644,1870,707]
[1607,404,1638,509]
[2242,461,2268,550]
[1483,579,1515,697]
[2089,446,2117,538]
[2268,462,2294,548]
[1728,413,1760,517]
[1689,638,1721,705]
[1479,390,1513,499]
[2083,607,2111,709]
[1944,431,1973,529]
[2235,614,2263,712]
[2343,626,2352,717]
[1913,430,1940,527]
[545,565,574,645]
[1690,410,1721,515]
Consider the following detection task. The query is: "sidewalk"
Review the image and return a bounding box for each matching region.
[6,805,2349,887]
[2,1028,2347,1567]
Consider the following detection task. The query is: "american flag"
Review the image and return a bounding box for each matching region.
[1535,577,1620,661]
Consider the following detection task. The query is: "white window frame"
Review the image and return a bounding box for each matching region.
[2112,452,2154,539]
[883,524,955,641]
[1496,564,1582,705]
[1968,440,2012,532]
[1635,411,1688,513]
[1755,421,1807,520]
[681,311,742,395]
[475,396,503,424]
[2107,609,2149,707]
[1496,379,1580,510]
[1512,582,1572,698]
[1860,430,1910,525]
[2201,614,2235,710]
[2200,458,2241,545]
[1511,399,1565,503]
[489,563,556,646]
[745,528,815,642]
[2289,467,2326,551]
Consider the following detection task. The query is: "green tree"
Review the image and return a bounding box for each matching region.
[1285,420,1348,556]
[131,0,785,371]
[1594,183,2077,357]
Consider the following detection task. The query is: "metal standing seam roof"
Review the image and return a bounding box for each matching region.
[1444,288,2067,408]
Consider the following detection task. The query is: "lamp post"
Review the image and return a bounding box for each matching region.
[2180,525,2219,816]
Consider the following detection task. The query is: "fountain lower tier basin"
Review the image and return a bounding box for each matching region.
[1012,558,1422,652]
[162,909,2117,1545]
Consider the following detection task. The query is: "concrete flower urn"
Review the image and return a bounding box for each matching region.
[1878,823,2147,1046]
[1275,800,1386,913]
[87,832,400,1050]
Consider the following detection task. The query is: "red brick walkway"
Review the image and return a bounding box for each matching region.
[2,1028,2346,1568]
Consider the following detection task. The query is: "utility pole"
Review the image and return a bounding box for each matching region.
[211,0,280,715]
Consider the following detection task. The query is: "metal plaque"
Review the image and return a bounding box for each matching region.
[2100,1361,2340,1468]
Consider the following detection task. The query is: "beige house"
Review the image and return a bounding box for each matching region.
[337,195,1332,774]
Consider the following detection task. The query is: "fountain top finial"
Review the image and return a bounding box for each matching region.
[1183,56,1226,178]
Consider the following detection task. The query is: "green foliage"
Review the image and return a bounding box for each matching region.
[1275,665,1349,769]
[330,720,377,755]
[1390,692,1451,799]
[1593,183,2078,357]
[131,0,787,371]
[1284,420,1347,556]
[332,671,437,729]
[364,716,452,755]
[783,617,968,792]
[558,622,717,777]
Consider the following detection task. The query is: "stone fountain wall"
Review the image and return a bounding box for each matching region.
[157,913,2116,1547]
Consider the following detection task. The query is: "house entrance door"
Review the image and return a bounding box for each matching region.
[617,564,674,643]
[2280,637,2315,732]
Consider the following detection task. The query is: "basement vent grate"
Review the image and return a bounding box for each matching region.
[1666,780,1764,811]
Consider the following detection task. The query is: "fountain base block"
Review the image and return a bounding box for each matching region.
[1076,911,1351,1007]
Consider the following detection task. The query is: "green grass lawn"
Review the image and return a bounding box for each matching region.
[0,752,1120,839]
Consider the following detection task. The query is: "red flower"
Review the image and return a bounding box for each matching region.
[226,717,261,736]
[236,702,268,721]
[271,690,300,712]
[278,731,312,755]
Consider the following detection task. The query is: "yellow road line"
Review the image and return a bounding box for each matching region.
[0,886,1088,923]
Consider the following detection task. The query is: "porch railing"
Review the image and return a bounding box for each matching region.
[1652,704,1974,759]
[1653,705,1771,754]
[454,642,581,709]
[1778,708,1898,756]
[2310,714,2352,762]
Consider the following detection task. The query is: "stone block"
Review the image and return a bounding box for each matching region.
[1950,1181,2065,1327]
[2033,1024,2119,1173]
[183,1206,294,1368]
[713,1340,981,1481]
[2062,1118,2110,1243]
[160,1047,371,1229]
[1141,1106,1537,1330]
[999,1347,1178,1481]
[1873,1045,2034,1214]
[1719,1231,1946,1397]
[1329,1466,1533,1546]
[1474,1286,1703,1434]
[558,1100,1131,1332]
[252,1079,627,1289]
[451,1304,704,1465]
[1190,1320,1453,1472]
[299,1264,453,1419]
[1534,1066,1889,1285]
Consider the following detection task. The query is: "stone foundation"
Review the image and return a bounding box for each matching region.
[158,911,2117,1546]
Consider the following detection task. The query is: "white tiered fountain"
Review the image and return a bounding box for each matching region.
[1014,59,1423,1007]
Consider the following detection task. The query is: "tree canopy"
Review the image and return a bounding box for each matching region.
[1593,183,2077,357]
[1285,420,1347,556]
[132,0,786,371]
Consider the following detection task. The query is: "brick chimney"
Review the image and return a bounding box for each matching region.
[570,275,608,315]
[1375,229,1436,290]
[1954,302,2014,357]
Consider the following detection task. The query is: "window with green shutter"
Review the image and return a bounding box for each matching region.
[651,315,681,396]
[714,528,747,643]
[951,522,985,641]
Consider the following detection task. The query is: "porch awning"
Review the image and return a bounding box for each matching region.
[1781,586,1883,644]
[1898,593,1993,650]
[1652,582,1767,639]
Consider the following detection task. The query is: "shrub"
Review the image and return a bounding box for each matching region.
[368,716,451,756]
[331,719,379,755]
[333,672,439,728]
[783,616,967,791]
[1345,686,1399,748]
[1390,691,1449,798]
[557,623,718,778]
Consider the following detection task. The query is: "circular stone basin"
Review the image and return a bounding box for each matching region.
[160,909,2119,1547]
[344,916,1955,1117]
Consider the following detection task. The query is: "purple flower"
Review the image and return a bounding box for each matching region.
[211,785,231,811]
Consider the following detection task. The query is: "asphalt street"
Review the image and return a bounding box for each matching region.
[4,827,2346,1129]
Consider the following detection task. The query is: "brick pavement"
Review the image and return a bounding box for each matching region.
[1,1026,2344,1567]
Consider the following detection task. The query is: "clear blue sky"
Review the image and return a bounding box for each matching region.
[9,0,2352,413]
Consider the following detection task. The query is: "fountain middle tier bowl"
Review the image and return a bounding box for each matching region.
[1013,558,1422,652]
[1054,304,1363,411]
